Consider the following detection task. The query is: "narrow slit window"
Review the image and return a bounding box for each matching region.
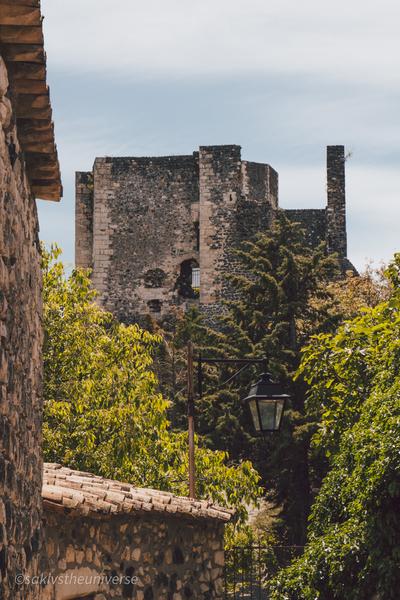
[194,221,200,251]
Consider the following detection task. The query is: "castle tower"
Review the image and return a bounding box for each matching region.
[75,144,353,326]
[75,146,278,325]
[199,145,277,318]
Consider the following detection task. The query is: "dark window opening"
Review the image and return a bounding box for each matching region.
[194,221,200,251]
[147,299,162,313]
[175,259,200,299]
[143,268,166,288]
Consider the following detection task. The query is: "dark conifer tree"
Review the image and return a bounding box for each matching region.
[162,213,340,544]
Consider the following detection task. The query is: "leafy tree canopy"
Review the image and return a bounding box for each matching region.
[326,262,391,320]
[159,213,341,544]
[42,245,262,529]
[269,254,400,599]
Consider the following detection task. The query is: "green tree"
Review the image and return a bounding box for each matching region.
[269,254,400,599]
[42,245,261,526]
[162,214,340,544]
[325,261,391,320]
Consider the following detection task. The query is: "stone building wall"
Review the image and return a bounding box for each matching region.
[75,171,94,270]
[198,147,276,320]
[76,145,279,325]
[0,56,43,600]
[75,144,352,325]
[284,209,327,248]
[42,511,225,600]
[76,155,200,324]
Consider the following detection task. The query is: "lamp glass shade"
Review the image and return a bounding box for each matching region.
[248,399,261,432]
[258,398,279,431]
[244,373,289,434]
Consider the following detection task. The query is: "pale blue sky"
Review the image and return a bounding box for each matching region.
[38,0,400,271]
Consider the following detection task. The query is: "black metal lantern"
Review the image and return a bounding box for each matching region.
[244,373,289,434]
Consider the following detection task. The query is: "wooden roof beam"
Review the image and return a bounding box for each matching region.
[0,44,45,63]
[8,62,46,80]
[0,1,40,7]
[31,184,63,201]
[0,26,43,45]
[0,0,62,201]
[11,78,47,95]
[0,6,41,26]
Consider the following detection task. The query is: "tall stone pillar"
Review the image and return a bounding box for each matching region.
[198,145,243,315]
[75,172,94,269]
[326,145,347,259]
[198,145,276,321]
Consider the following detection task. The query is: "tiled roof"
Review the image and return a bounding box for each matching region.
[42,463,233,523]
[0,0,62,201]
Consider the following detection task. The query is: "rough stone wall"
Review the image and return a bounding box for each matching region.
[42,511,225,600]
[199,147,276,320]
[75,144,352,325]
[284,209,327,248]
[241,160,278,210]
[75,172,94,269]
[88,155,199,324]
[0,56,43,600]
[326,145,347,260]
[198,145,243,307]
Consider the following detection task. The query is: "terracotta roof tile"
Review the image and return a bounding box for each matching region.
[42,463,233,523]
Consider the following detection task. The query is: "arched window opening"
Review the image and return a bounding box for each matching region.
[176,259,200,299]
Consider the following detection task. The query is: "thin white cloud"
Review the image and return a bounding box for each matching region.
[42,0,400,85]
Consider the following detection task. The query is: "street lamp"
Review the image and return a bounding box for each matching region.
[243,372,289,434]
[186,343,290,498]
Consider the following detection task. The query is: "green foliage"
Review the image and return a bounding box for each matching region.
[42,245,262,525]
[326,262,391,320]
[161,214,340,544]
[268,253,400,599]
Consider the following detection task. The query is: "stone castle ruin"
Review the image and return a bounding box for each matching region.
[76,144,351,325]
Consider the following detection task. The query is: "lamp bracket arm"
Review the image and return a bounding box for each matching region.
[196,356,268,398]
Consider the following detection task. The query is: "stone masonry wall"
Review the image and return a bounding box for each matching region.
[75,171,94,270]
[199,147,276,321]
[75,144,350,325]
[284,209,327,248]
[326,145,347,260]
[0,56,43,600]
[42,511,225,600]
[90,155,199,324]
